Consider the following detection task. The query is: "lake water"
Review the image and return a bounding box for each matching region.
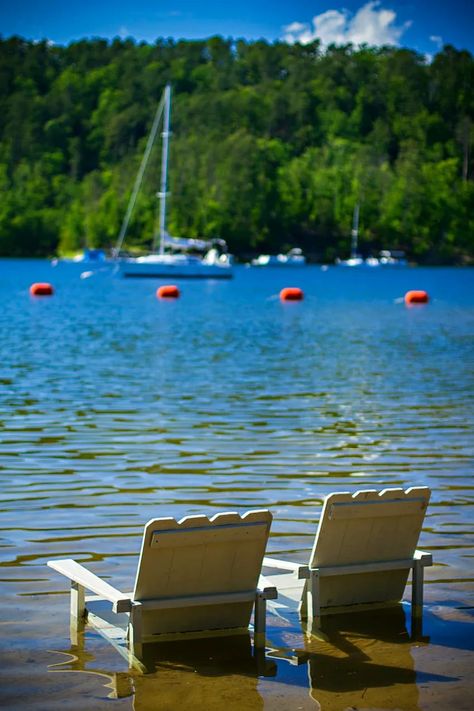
[0,259,473,710]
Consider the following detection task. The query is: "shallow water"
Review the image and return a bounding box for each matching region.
[0,260,473,710]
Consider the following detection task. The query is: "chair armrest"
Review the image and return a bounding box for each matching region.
[257,586,278,600]
[414,550,433,566]
[263,556,310,580]
[263,556,301,572]
[264,556,311,581]
[48,559,132,613]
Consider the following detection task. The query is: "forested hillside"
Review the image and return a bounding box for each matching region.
[0,35,473,262]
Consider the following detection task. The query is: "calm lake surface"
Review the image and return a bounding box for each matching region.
[0,259,473,710]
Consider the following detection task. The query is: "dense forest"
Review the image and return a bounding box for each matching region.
[0,35,473,263]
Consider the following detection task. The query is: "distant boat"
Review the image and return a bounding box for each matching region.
[378,250,408,267]
[71,248,108,263]
[336,204,379,268]
[115,84,233,279]
[51,248,110,268]
[336,205,408,268]
[251,248,306,267]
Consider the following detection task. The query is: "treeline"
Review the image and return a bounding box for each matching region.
[0,35,473,262]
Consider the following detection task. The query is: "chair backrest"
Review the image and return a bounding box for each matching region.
[309,487,431,610]
[133,509,272,639]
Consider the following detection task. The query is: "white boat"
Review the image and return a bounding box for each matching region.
[336,205,408,268]
[120,245,232,278]
[51,248,112,274]
[251,248,306,267]
[115,84,233,279]
[379,250,407,267]
[336,204,380,268]
[52,248,108,265]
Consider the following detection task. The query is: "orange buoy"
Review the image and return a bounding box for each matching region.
[404,290,429,305]
[280,287,304,302]
[157,284,180,299]
[30,282,54,296]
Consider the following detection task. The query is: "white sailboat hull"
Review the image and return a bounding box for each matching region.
[118,253,233,279]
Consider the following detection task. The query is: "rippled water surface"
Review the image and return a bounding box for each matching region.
[0,259,473,710]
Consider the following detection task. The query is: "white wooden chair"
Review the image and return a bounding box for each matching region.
[48,510,276,667]
[261,488,432,635]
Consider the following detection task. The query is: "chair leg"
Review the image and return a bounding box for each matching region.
[128,602,143,660]
[307,569,321,632]
[411,559,424,636]
[70,581,85,645]
[70,581,85,620]
[299,583,308,619]
[254,591,266,649]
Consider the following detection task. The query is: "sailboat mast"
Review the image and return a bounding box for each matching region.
[114,91,165,256]
[157,83,171,255]
[350,203,360,259]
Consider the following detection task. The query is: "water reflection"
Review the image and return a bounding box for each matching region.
[45,606,468,711]
[49,634,276,710]
[305,608,423,710]
[268,605,464,711]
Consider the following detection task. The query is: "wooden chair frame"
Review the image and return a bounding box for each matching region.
[48,510,277,668]
[262,487,433,636]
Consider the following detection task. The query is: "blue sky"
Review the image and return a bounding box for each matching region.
[1,1,473,56]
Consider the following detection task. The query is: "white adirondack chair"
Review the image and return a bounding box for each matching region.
[261,488,432,635]
[48,510,276,667]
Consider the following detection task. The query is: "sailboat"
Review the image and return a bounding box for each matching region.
[335,204,408,268]
[335,204,379,267]
[115,84,233,279]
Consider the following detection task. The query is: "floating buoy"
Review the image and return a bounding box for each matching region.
[404,290,429,305]
[30,282,54,296]
[280,287,304,302]
[157,284,180,299]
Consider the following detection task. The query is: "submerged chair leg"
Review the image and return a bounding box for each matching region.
[70,581,86,645]
[254,587,277,649]
[411,559,424,636]
[306,569,321,633]
[254,591,267,649]
[70,580,86,620]
[128,601,143,661]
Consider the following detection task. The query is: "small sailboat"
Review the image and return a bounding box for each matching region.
[336,204,379,267]
[336,205,408,268]
[115,84,233,279]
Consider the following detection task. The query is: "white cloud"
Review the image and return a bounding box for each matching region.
[282,21,316,45]
[282,2,411,48]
